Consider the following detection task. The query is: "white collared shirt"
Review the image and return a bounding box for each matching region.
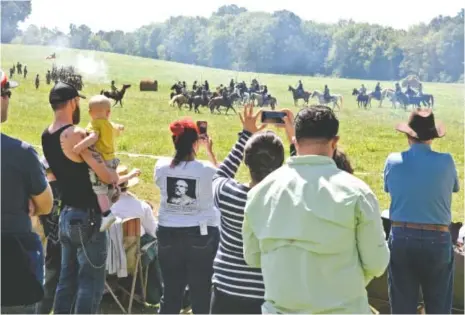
[110,192,157,238]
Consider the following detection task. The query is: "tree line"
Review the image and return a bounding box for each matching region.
[3,2,464,83]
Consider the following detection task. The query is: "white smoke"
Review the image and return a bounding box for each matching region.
[45,37,110,84]
[74,53,109,83]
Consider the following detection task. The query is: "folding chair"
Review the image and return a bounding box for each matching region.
[105,217,156,314]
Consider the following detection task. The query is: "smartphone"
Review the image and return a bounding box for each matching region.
[197,121,208,138]
[261,111,287,125]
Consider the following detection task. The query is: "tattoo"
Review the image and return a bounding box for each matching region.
[88,146,103,164]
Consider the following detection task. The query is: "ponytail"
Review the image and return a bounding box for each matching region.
[169,118,200,168]
[170,130,199,168]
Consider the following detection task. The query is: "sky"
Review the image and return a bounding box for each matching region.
[19,0,464,33]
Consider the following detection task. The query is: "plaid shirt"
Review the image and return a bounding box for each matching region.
[39,181,61,244]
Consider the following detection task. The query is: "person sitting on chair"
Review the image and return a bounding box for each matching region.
[110,165,162,307]
[324,85,331,102]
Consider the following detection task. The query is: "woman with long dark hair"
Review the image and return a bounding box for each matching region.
[154,117,219,314]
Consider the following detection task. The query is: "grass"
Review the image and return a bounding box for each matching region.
[2,44,463,222]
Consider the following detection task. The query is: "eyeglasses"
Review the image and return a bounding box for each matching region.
[1,90,11,98]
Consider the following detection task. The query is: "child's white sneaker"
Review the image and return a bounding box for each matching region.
[100,212,117,232]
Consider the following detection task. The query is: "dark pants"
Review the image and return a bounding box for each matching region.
[210,285,263,314]
[54,206,107,314]
[388,227,454,314]
[36,240,62,314]
[157,225,219,314]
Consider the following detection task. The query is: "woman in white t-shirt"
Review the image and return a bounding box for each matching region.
[154,117,219,314]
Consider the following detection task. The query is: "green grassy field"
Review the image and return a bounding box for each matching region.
[2,44,464,221]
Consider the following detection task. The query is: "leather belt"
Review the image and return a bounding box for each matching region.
[392,221,449,232]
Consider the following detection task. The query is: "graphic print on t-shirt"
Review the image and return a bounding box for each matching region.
[166,176,198,212]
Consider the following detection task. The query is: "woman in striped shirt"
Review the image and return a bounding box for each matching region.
[211,104,290,314]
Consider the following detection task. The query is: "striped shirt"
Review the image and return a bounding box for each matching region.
[212,130,265,300]
[212,131,295,300]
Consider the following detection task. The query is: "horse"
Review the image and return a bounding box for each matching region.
[405,90,435,108]
[310,90,343,110]
[188,94,210,113]
[352,88,370,109]
[208,96,236,115]
[169,94,189,109]
[380,89,411,110]
[249,93,277,109]
[100,84,131,107]
[288,86,311,106]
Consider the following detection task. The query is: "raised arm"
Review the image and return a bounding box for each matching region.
[73,132,99,154]
[213,130,252,182]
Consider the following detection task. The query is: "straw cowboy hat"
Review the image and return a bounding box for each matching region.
[395,109,445,141]
[117,165,139,188]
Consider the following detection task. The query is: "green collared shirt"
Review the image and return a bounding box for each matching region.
[243,155,389,314]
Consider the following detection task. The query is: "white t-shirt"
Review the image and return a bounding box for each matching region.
[154,158,219,228]
[110,192,158,238]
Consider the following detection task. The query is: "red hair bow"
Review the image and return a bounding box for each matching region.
[169,118,199,142]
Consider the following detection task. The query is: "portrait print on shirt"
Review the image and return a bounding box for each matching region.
[166,176,198,211]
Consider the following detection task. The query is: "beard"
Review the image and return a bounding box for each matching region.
[72,105,80,124]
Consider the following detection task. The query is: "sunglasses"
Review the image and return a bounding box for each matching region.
[1,90,11,98]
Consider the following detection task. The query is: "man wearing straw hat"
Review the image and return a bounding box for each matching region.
[383,109,460,314]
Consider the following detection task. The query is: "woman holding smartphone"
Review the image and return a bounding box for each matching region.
[211,104,289,314]
[154,117,219,314]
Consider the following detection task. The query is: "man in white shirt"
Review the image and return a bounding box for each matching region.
[111,166,156,238]
[110,165,162,305]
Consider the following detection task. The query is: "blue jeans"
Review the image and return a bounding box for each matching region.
[54,206,107,314]
[157,225,219,314]
[388,227,454,314]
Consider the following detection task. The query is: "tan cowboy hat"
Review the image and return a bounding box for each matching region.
[117,165,139,188]
[395,109,445,141]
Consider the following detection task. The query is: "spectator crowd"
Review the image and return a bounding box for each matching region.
[1,70,462,314]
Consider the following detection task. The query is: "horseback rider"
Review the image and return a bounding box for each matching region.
[417,83,423,96]
[296,80,304,97]
[261,85,268,102]
[374,82,381,99]
[324,85,331,102]
[192,81,197,91]
[111,80,117,93]
[204,80,209,92]
[405,84,415,96]
[359,84,367,96]
[229,79,235,91]
[395,82,402,96]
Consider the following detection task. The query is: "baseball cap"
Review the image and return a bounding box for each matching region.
[1,70,19,90]
[49,81,86,106]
